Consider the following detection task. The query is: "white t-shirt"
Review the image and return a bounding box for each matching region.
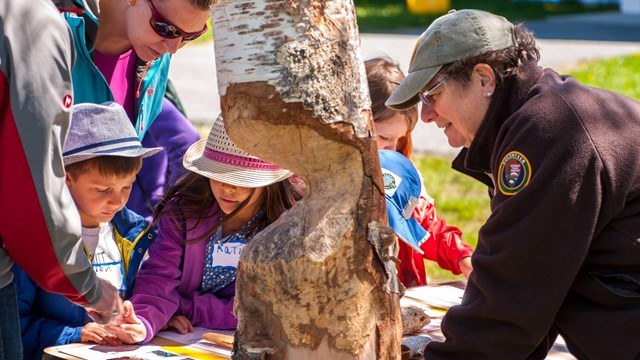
[82,223,126,293]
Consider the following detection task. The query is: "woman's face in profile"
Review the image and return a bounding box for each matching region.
[125,0,210,61]
[419,70,492,148]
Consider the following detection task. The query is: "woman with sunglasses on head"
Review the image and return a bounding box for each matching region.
[365,57,473,287]
[52,0,212,221]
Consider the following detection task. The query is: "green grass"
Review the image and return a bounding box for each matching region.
[567,55,640,101]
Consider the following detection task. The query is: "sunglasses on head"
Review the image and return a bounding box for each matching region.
[147,0,207,42]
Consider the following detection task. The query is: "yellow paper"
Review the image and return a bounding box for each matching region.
[162,345,229,360]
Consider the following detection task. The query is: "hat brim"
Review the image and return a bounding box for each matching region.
[183,139,293,188]
[385,65,442,111]
[387,203,428,255]
[63,147,163,166]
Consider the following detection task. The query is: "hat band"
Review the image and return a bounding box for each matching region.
[203,147,283,171]
[63,137,142,156]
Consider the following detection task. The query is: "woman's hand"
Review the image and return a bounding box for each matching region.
[80,322,121,346]
[107,300,147,344]
[164,315,193,334]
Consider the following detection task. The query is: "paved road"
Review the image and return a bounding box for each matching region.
[169,11,640,157]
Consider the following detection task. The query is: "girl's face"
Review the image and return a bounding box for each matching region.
[374,112,410,152]
[127,0,210,61]
[209,179,265,218]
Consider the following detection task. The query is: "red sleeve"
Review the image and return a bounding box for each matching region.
[413,190,473,274]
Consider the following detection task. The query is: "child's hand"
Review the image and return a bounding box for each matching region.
[81,322,121,346]
[107,300,147,344]
[165,315,193,334]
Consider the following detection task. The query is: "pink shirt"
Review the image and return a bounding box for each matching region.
[93,49,137,121]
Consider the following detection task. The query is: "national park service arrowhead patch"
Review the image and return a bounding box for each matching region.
[498,151,531,195]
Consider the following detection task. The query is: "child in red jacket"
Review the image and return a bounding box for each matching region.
[366,57,473,287]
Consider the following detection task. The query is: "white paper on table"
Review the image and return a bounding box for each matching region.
[156,326,234,345]
[59,344,193,360]
[403,285,464,309]
[189,340,233,357]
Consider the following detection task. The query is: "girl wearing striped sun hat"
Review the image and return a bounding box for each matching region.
[112,115,302,344]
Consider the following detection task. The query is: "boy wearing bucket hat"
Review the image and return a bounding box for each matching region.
[13,102,161,358]
[111,115,301,344]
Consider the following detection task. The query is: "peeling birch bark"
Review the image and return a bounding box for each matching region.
[211,1,402,358]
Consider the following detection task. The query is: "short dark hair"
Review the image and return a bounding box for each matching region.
[66,156,142,181]
[439,24,540,88]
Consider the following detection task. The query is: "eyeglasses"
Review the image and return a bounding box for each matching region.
[147,0,207,43]
[418,80,445,108]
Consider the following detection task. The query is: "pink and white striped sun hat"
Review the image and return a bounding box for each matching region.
[183,115,292,188]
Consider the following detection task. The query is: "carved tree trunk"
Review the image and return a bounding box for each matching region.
[211,1,402,358]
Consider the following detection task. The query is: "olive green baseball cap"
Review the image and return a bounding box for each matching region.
[385,9,515,110]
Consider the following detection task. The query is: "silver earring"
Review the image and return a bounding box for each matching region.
[486,91,493,98]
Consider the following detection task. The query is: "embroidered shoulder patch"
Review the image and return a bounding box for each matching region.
[498,151,531,195]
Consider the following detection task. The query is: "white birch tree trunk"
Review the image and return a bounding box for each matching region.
[211,1,403,358]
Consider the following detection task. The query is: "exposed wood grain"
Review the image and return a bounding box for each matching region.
[211,1,402,358]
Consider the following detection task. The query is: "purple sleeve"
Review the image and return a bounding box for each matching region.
[127,98,200,220]
[179,282,237,330]
[129,214,185,340]
[131,207,238,338]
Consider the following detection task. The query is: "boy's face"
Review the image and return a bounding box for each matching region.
[65,167,137,228]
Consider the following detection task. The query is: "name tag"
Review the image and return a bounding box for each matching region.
[211,241,245,268]
[86,224,126,293]
[93,262,126,292]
